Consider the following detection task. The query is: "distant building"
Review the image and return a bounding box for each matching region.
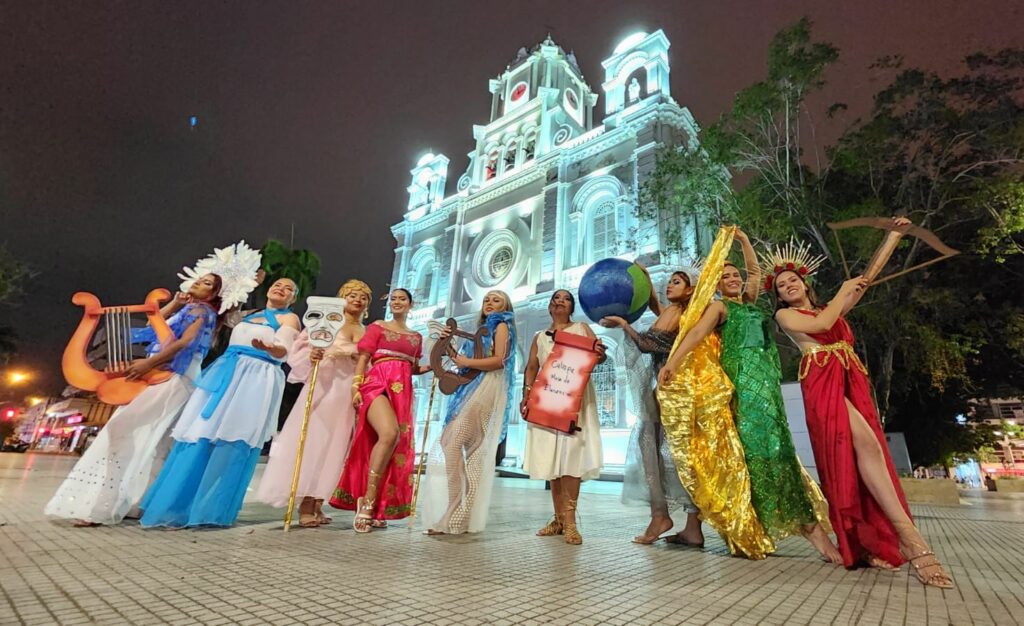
[970,397,1024,470]
[30,393,115,454]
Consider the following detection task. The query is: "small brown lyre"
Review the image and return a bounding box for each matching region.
[62,289,176,405]
[429,318,491,395]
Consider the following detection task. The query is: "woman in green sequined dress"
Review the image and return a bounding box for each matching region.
[659,228,842,563]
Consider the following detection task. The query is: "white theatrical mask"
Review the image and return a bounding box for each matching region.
[302,297,346,348]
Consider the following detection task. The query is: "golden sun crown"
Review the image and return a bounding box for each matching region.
[759,239,827,291]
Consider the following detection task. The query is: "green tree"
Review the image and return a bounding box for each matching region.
[0,244,33,364]
[826,50,1024,463]
[256,240,322,307]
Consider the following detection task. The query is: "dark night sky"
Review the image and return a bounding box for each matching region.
[0,1,1019,395]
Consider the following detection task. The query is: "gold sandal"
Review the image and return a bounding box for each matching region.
[893,521,954,588]
[353,497,374,533]
[536,516,563,537]
[906,550,954,588]
[562,498,582,545]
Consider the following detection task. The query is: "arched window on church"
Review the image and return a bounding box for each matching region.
[411,252,437,308]
[591,344,620,427]
[589,201,618,262]
[485,150,499,180]
[523,133,537,162]
[503,140,518,174]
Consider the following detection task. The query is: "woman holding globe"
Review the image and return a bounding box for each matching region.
[600,265,705,547]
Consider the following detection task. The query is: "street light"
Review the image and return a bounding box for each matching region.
[7,371,31,385]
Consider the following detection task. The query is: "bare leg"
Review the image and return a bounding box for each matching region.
[354,395,399,533]
[633,404,675,543]
[537,478,564,536]
[802,523,842,564]
[846,399,953,587]
[666,512,704,547]
[561,475,582,545]
[634,509,674,544]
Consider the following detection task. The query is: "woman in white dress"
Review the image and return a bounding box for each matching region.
[139,278,300,528]
[422,291,516,535]
[45,274,222,526]
[521,289,605,545]
[257,279,371,527]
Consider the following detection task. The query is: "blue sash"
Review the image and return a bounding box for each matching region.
[242,307,290,331]
[195,345,279,418]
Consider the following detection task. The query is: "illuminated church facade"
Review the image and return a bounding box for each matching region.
[389,31,706,471]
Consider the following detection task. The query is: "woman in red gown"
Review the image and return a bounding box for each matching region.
[769,241,953,588]
[329,289,431,532]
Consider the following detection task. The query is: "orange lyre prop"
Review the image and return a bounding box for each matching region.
[524,330,601,434]
[62,289,176,406]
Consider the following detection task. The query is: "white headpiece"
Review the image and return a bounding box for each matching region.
[179,240,263,314]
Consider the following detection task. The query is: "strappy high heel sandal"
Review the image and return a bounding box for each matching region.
[353,497,375,533]
[904,548,954,588]
[562,498,582,546]
[894,522,954,588]
[353,470,381,534]
[536,515,563,537]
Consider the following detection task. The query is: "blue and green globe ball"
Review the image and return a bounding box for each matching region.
[578,258,652,324]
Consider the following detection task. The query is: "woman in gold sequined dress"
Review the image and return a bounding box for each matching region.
[655,226,773,560]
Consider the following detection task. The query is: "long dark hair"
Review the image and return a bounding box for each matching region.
[668,270,694,308]
[208,273,224,308]
[771,270,820,312]
[671,270,692,287]
[199,273,227,335]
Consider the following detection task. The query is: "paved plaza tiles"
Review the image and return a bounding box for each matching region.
[1,453,1022,625]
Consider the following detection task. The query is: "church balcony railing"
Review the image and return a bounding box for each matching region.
[408,305,443,326]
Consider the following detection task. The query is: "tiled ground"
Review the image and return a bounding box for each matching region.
[1,453,1022,625]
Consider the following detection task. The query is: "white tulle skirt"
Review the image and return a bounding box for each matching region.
[420,370,508,533]
[44,373,195,524]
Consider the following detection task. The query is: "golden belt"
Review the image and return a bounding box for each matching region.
[372,356,412,366]
[799,340,868,380]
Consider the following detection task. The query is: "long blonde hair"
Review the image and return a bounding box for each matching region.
[478,290,513,324]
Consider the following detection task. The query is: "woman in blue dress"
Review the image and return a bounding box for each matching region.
[140,278,300,528]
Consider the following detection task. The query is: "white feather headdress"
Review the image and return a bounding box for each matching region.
[178,240,263,314]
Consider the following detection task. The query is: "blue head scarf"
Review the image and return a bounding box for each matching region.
[442,310,517,440]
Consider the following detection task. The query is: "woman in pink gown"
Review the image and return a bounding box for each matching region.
[257,279,371,527]
[329,288,431,532]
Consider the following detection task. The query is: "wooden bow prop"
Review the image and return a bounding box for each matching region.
[827,217,960,286]
[427,318,491,395]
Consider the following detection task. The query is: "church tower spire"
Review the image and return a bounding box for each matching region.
[458,35,597,190]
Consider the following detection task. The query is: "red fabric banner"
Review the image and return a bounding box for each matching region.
[524,330,601,434]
